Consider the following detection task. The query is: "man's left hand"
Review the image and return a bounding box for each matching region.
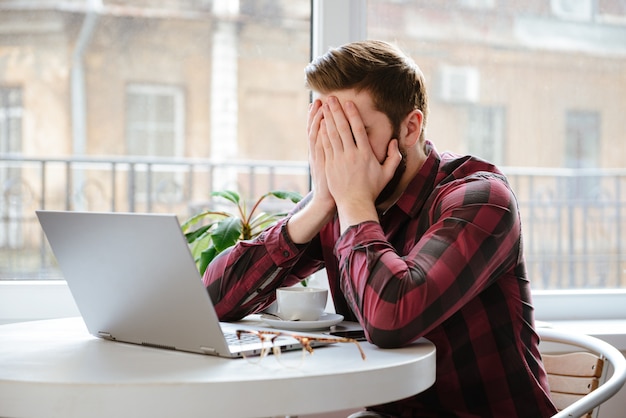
[320,96,402,232]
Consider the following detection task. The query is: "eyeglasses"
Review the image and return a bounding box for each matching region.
[235,329,366,368]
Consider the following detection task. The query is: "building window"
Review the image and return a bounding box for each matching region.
[458,0,496,10]
[126,84,184,158]
[438,65,480,104]
[367,0,625,290]
[564,110,600,169]
[551,0,594,21]
[564,109,601,200]
[0,1,311,281]
[466,105,505,165]
[0,87,22,155]
[0,87,24,250]
[125,84,185,203]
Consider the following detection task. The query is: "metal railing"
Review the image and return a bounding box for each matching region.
[0,155,310,279]
[1,155,625,289]
[505,167,625,289]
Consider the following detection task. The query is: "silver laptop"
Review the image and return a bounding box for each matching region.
[36,210,305,358]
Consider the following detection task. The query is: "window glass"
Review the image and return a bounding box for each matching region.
[0,88,22,154]
[564,110,600,170]
[126,84,182,157]
[467,105,505,164]
[367,0,626,289]
[0,0,311,279]
[0,87,24,265]
[3,0,625,292]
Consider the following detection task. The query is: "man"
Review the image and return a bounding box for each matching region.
[203,40,557,417]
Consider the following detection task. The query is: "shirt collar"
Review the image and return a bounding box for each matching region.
[395,140,441,217]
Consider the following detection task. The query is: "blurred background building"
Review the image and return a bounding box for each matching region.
[1,0,625,289]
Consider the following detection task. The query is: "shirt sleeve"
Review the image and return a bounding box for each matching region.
[202,217,324,321]
[335,174,523,347]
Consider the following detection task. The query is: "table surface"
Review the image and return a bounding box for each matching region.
[0,317,436,418]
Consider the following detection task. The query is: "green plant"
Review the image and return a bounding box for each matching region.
[182,190,302,276]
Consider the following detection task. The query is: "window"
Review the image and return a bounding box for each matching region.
[458,0,496,10]
[551,0,594,21]
[126,84,184,158]
[438,65,480,104]
[467,105,505,165]
[565,110,600,170]
[564,110,600,200]
[1,1,626,323]
[0,87,24,252]
[0,0,311,278]
[367,0,625,290]
[126,84,185,203]
[0,87,21,155]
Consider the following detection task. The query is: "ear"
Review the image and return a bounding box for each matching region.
[401,110,423,147]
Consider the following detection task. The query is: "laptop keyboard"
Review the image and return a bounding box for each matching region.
[224,331,258,345]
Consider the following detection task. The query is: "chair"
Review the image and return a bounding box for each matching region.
[538,327,626,418]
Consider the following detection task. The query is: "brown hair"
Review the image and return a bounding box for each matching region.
[305,40,428,140]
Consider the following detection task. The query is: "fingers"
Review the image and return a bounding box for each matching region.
[322,97,369,155]
[342,101,368,149]
[306,100,329,181]
[307,100,324,155]
[319,117,334,161]
[382,139,402,178]
[321,102,342,155]
[307,99,322,134]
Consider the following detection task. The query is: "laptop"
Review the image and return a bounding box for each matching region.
[36,210,309,358]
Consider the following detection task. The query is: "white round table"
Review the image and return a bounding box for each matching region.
[0,317,436,418]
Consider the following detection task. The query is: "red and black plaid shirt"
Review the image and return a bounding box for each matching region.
[204,141,557,417]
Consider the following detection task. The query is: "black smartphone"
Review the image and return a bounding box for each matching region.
[328,329,366,341]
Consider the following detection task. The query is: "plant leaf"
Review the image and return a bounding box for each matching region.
[268,190,302,204]
[249,212,281,235]
[198,246,218,276]
[212,190,240,206]
[210,217,243,252]
[189,232,214,261]
[182,189,302,275]
[181,210,226,233]
[184,223,213,244]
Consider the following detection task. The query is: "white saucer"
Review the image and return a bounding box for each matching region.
[260,313,344,331]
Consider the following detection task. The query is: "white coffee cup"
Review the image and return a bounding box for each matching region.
[275,287,328,321]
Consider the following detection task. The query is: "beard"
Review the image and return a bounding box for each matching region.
[375,144,407,207]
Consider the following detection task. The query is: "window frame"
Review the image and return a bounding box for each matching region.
[125,83,186,203]
[0,87,24,248]
[0,0,623,326]
[125,83,185,159]
[466,104,505,165]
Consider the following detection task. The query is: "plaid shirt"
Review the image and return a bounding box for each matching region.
[204,141,557,417]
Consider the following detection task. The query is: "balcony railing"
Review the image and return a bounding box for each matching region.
[1,155,625,290]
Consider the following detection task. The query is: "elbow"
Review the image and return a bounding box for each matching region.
[365,326,411,349]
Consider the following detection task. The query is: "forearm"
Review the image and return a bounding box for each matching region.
[286,195,335,244]
[336,199,379,235]
[335,223,467,347]
[336,196,521,348]
[203,220,315,321]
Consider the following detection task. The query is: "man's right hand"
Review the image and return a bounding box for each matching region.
[286,100,337,244]
[307,99,336,213]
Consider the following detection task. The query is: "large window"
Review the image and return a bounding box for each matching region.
[367,0,626,290]
[0,0,311,278]
[126,84,185,203]
[0,87,23,254]
[1,1,626,321]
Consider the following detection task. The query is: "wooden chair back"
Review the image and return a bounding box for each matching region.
[542,346,605,417]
